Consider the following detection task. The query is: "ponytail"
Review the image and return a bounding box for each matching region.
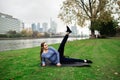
[40,42,45,63]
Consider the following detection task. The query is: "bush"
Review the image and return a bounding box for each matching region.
[0,34,8,38]
[99,21,117,37]
[116,27,120,36]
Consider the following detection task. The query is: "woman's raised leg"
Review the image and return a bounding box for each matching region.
[58,26,72,58]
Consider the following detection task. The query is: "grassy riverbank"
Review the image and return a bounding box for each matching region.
[0,38,120,80]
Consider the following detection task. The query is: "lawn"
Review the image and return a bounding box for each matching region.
[0,38,120,80]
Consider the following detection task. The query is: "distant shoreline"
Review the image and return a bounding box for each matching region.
[0,37,63,40]
[0,36,82,40]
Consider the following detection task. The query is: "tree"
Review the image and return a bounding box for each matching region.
[97,11,118,37]
[100,21,117,37]
[21,29,27,37]
[58,0,120,38]
[117,1,120,8]
[32,31,39,38]
[7,30,22,38]
[21,28,33,37]
[7,30,16,34]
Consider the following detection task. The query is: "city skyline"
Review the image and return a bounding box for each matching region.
[0,0,65,31]
[0,0,90,35]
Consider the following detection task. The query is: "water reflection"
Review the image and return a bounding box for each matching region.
[0,37,89,52]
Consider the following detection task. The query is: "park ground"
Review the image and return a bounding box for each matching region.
[0,37,120,80]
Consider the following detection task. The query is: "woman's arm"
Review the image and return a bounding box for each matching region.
[41,57,46,66]
[56,63,61,66]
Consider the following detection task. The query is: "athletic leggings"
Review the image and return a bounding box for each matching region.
[58,34,84,64]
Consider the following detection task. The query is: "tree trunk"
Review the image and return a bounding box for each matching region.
[90,21,96,38]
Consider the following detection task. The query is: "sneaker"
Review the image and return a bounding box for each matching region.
[66,26,72,33]
[84,59,87,63]
[84,59,93,63]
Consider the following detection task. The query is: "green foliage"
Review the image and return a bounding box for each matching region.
[21,29,33,37]
[0,38,120,80]
[92,20,118,37]
[5,30,23,38]
[7,30,17,34]
[116,27,120,36]
[99,20,118,36]
[0,34,8,38]
[32,31,39,38]
[91,10,118,37]
[44,32,50,37]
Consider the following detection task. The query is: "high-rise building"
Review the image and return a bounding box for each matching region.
[31,23,43,32]
[37,23,40,32]
[49,18,57,34]
[0,12,23,34]
[42,22,48,32]
[31,23,37,31]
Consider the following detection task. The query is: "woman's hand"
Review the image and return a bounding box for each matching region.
[56,63,61,67]
[42,64,46,67]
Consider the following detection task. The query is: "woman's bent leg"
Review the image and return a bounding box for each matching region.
[61,57,85,64]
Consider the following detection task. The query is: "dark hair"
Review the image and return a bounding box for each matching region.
[40,42,45,62]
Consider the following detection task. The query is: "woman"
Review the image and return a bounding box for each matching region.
[40,26,92,67]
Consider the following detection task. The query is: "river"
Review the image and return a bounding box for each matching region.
[0,37,89,52]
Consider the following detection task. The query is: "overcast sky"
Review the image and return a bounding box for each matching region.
[0,0,63,22]
[0,0,90,34]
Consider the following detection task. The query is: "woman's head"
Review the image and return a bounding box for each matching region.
[41,42,48,50]
[40,42,48,54]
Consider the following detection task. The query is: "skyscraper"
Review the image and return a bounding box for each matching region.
[49,18,57,34]
[42,22,48,32]
[37,23,40,32]
[31,23,37,31]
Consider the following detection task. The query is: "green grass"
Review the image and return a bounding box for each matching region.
[0,38,120,80]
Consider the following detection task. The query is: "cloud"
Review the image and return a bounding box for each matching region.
[0,0,63,23]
